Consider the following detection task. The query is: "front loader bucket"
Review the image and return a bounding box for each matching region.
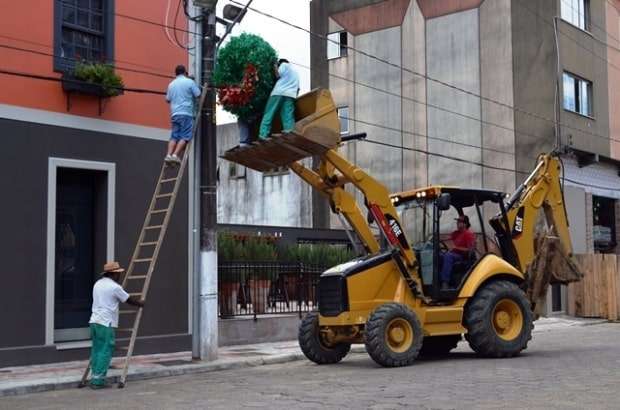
[221,88,341,172]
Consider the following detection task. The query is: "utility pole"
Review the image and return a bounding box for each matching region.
[192,0,249,361]
[193,0,218,361]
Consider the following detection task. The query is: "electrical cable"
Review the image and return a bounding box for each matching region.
[0,67,166,95]
[0,43,173,80]
[0,33,174,76]
[173,0,195,50]
[231,0,620,147]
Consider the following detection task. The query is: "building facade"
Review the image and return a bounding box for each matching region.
[310,0,620,313]
[0,0,195,366]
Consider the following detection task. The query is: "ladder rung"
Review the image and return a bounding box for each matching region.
[133,258,153,263]
[128,293,142,297]
[144,225,164,230]
[117,346,131,351]
[149,209,169,215]
[160,178,178,183]
[117,328,134,332]
[155,193,174,199]
[127,275,147,280]
[140,242,158,246]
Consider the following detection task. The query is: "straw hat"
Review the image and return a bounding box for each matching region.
[101,261,125,275]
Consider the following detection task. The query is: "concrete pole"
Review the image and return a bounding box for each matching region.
[193,3,218,361]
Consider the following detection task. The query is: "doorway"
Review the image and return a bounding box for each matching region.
[46,158,115,344]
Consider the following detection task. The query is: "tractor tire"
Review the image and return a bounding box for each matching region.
[419,335,461,357]
[364,303,423,367]
[464,280,533,358]
[298,312,350,364]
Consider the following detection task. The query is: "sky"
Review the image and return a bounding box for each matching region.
[214,0,312,123]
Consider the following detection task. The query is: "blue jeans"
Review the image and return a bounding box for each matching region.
[439,251,463,284]
[171,115,193,141]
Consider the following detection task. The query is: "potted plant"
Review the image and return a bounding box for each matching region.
[245,237,278,314]
[61,61,124,98]
[217,232,245,316]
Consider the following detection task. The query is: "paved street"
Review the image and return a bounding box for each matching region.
[2,322,619,410]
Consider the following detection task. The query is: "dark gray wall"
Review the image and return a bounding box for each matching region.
[0,118,189,363]
[511,0,557,177]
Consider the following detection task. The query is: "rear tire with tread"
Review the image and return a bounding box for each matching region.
[298,312,350,364]
[364,303,423,367]
[464,280,533,358]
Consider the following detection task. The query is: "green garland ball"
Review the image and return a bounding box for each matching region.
[214,33,278,121]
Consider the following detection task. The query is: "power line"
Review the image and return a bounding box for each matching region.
[233,0,620,147]
[0,43,173,80]
[340,115,516,157]
[115,11,200,37]
[288,60,558,149]
[172,0,196,50]
[0,67,166,95]
[0,33,175,76]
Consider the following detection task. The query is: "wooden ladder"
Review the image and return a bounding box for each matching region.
[78,150,190,389]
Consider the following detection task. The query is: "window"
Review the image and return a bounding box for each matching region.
[264,165,289,176]
[561,0,589,31]
[563,72,593,117]
[592,195,616,253]
[229,163,246,179]
[327,31,348,60]
[54,0,115,72]
[337,106,349,135]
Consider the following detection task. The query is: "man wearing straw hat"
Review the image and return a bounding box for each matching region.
[88,261,144,389]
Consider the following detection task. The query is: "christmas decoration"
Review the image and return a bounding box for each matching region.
[213,33,278,121]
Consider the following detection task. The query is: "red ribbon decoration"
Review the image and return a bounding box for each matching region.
[217,64,259,108]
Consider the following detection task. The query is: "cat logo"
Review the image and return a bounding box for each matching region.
[512,207,525,238]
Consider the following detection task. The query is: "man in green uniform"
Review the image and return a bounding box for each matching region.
[88,262,144,389]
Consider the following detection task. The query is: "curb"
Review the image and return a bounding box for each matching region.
[0,350,330,397]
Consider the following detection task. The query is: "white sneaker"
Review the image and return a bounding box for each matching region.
[164,154,174,163]
[239,143,251,148]
[171,154,181,164]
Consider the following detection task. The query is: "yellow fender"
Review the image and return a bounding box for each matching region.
[458,254,525,298]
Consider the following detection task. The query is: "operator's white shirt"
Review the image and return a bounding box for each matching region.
[89,277,130,328]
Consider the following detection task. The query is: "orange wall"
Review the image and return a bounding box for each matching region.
[0,0,191,129]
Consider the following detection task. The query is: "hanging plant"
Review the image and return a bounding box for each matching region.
[213,33,278,121]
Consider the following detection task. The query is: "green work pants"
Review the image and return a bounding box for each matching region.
[89,323,115,386]
[259,95,296,139]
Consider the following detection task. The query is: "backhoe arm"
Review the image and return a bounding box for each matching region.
[502,153,573,272]
[288,160,380,254]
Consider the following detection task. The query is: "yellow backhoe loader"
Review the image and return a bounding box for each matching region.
[222,88,581,367]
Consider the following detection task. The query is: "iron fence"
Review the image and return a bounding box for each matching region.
[218,262,327,319]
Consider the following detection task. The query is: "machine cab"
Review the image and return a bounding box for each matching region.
[391,187,510,301]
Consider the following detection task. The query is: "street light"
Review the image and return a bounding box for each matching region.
[193,0,218,8]
[223,4,246,21]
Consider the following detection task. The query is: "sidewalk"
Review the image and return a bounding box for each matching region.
[0,316,607,397]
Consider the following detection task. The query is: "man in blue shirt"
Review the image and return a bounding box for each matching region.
[165,65,201,164]
[258,59,300,140]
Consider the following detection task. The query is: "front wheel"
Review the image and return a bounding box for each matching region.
[364,303,423,367]
[464,280,533,357]
[298,312,350,364]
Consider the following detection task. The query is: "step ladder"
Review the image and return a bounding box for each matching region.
[77,150,191,389]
